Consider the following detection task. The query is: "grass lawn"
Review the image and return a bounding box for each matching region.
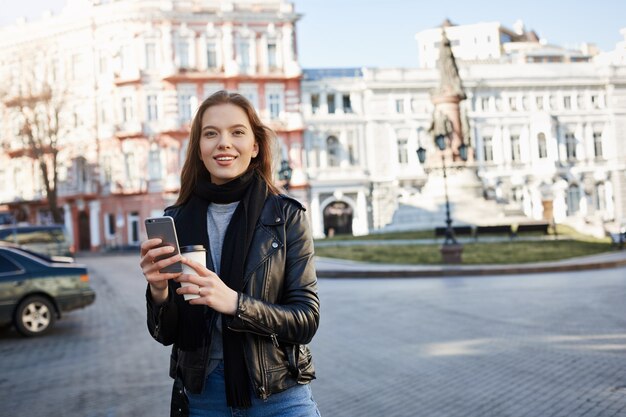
[313,225,613,264]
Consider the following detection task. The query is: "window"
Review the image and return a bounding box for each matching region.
[549,95,557,110]
[594,183,606,211]
[566,185,580,215]
[563,96,571,109]
[268,93,281,119]
[177,41,190,68]
[593,132,603,158]
[102,155,112,184]
[342,94,352,113]
[145,43,156,69]
[536,96,544,110]
[121,97,133,122]
[146,95,158,121]
[311,94,320,114]
[107,213,116,236]
[239,84,258,109]
[397,138,408,164]
[178,93,193,122]
[326,136,340,167]
[508,97,517,111]
[522,96,529,110]
[327,94,336,114]
[576,95,584,109]
[267,42,277,69]
[537,133,548,159]
[591,95,600,109]
[98,53,108,74]
[0,254,20,274]
[238,41,250,71]
[395,99,405,114]
[71,53,84,80]
[206,42,217,69]
[565,133,577,160]
[124,152,136,182]
[481,97,490,112]
[483,136,493,162]
[119,45,131,71]
[148,148,162,180]
[510,135,521,162]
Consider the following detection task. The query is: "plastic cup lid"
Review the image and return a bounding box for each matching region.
[180,245,206,253]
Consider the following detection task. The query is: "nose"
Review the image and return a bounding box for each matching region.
[216,133,232,149]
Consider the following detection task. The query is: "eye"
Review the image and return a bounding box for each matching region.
[233,130,246,136]
[203,130,217,138]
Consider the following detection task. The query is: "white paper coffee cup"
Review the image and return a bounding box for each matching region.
[180,245,206,301]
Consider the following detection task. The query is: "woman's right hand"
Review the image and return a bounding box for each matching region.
[140,238,183,303]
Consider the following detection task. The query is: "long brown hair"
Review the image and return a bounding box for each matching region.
[175,90,280,205]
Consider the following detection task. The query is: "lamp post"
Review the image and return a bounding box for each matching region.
[417,134,468,262]
[278,159,293,192]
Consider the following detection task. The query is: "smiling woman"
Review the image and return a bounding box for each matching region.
[140,90,321,417]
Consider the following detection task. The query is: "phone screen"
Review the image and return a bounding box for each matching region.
[145,216,182,273]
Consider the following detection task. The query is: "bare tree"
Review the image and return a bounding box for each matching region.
[2,53,68,223]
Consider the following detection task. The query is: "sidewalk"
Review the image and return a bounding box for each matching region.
[314,250,626,278]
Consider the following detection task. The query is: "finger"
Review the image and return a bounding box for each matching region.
[175,284,200,296]
[180,257,210,275]
[140,238,163,255]
[146,272,181,284]
[152,254,183,273]
[147,245,176,261]
[175,273,206,286]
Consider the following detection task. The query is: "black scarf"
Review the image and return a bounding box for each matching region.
[192,169,268,408]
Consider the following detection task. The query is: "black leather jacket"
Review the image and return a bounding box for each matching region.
[146,194,320,407]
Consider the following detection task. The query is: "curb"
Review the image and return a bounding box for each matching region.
[316,256,626,279]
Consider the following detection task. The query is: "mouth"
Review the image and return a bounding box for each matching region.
[214,155,237,162]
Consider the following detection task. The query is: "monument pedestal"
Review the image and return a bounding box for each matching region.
[440,243,463,264]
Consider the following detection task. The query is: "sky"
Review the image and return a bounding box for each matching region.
[1,0,625,68]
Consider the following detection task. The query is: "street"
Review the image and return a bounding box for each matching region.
[1,253,625,417]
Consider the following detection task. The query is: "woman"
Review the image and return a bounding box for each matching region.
[140,90,321,417]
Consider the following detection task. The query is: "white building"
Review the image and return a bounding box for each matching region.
[302,21,626,239]
[0,0,303,250]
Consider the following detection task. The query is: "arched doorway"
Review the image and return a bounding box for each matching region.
[323,201,353,237]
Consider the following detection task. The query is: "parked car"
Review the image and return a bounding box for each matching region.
[0,242,95,336]
[0,224,74,257]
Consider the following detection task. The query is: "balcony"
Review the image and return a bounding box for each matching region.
[115,121,143,139]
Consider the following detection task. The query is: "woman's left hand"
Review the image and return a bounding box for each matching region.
[175,257,238,315]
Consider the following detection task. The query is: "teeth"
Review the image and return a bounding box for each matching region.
[216,157,234,161]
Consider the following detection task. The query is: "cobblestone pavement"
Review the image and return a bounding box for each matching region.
[1,254,625,417]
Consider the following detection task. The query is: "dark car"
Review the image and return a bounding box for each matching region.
[0,243,95,336]
[0,224,74,258]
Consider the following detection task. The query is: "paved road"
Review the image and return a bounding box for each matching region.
[1,254,625,417]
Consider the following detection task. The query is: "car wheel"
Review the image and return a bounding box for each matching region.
[14,296,56,337]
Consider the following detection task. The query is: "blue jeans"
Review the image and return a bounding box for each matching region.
[186,362,321,417]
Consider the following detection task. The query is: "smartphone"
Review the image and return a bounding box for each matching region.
[145,216,182,273]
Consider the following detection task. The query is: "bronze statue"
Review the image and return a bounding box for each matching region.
[436,29,466,100]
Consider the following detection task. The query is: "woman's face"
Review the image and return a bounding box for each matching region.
[199,103,259,185]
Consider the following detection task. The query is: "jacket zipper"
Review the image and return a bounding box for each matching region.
[231,313,280,348]
[152,304,165,339]
[229,312,277,400]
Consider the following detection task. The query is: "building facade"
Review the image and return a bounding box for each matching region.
[302,22,626,238]
[0,0,304,250]
[2,12,626,245]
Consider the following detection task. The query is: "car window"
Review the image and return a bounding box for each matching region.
[0,253,21,273]
[15,228,63,244]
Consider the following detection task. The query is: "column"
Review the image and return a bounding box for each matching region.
[89,200,101,250]
[310,192,324,239]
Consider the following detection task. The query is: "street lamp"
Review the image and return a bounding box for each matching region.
[417,134,468,252]
[278,159,293,191]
